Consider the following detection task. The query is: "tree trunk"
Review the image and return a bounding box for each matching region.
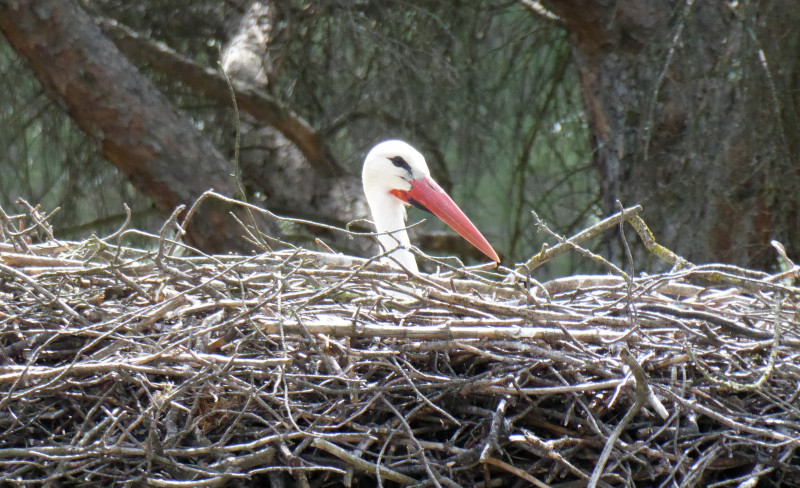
[219,2,370,256]
[0,0,249,253]
[541,0,800,269]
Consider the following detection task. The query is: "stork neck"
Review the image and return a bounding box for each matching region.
[376,231,417,272]
[367,191,418,272]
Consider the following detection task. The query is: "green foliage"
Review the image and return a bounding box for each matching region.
[0,43,156,238]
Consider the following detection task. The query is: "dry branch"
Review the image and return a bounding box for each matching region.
[0,201,798,486]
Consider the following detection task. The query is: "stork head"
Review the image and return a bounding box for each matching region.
[362,140,500,264]
[362,140,429,198]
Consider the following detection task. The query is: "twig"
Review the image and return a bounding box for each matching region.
[588,347,649,488]
[381,397,443,487]
[311,438,415,485]
[0,262,88,325]
[515,205,642,273]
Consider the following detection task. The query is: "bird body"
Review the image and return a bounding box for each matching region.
[362,140,499,272]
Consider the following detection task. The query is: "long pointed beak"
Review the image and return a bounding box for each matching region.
[391,176,500,263]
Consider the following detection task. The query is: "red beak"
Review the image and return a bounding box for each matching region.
[391,176,500,263]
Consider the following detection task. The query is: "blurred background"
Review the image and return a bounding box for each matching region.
[2,1,798,278]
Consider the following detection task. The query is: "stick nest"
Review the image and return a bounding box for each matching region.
[1,205,799,488]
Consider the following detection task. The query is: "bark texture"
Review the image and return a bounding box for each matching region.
[219,2,369,256]
[542,0,800,269]
[97,17,338,176]
[0,0,249,253]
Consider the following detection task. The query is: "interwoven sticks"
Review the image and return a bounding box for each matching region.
[0,204,799,487]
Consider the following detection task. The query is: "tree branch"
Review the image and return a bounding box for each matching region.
[0,0,256,253]
[96,17,340,176]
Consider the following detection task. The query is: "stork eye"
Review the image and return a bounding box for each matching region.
[390,156,412,172]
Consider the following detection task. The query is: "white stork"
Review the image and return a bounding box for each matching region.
[362,140,500,272]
